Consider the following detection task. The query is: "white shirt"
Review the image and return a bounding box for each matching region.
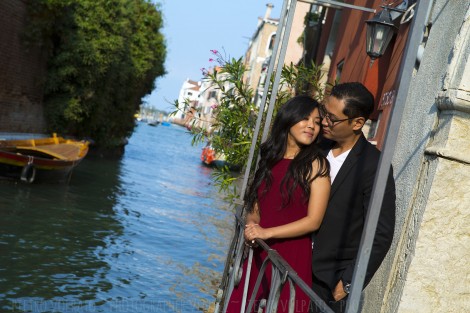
[327,149,351,184]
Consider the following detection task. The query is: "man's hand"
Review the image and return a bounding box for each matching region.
[332,280,348,301]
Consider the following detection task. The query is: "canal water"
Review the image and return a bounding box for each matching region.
[0,123,235,313]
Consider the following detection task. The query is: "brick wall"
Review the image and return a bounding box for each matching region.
[0,0,48,133]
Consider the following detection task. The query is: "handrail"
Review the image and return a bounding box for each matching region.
[213,208,334,313]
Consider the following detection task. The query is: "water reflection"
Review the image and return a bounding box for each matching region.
[0,124,234,313]
[0,158,124,312]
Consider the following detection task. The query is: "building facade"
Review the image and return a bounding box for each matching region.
[173,78,201,121]
[243,2,311,107]
[192,67,230,133]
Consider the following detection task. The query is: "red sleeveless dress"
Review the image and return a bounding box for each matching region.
[227,159,313,312]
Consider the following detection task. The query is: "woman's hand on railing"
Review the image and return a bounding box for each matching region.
[245,223,272,241]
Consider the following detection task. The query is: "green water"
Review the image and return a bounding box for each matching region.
[0,123,234,312]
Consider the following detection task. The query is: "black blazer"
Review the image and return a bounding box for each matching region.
[312,135,396,290]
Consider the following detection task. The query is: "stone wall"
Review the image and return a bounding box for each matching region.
[395,4,470,310]
[0,0,48,133]
[362,1,470,312]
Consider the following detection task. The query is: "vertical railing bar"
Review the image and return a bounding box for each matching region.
[214,222,239,313]
[238,0,291,201]
[261,0,298,142]
[345,1,433,312]
[265,266,283,313]
[246,257,271,313]
[240,247,254,313]
[221,219,247,312]
[288,277,296,313]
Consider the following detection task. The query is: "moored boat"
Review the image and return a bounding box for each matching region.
[200,143,227,168]
[0,134,89,183]
[148,120,160,126]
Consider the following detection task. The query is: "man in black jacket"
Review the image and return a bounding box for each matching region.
[311,82,396,312]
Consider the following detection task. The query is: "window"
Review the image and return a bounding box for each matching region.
[269,34,276,51]
[207,91,217,100]
[336,59,344,82]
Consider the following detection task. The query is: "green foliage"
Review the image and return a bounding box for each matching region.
[173,51,325,202]
[298,11,321,46]
[281,61,324,100]
[206,58,256,171]
[24,0,166,148]
[304,11,321,26]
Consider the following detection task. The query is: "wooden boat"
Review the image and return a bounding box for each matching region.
[0,134,89,183]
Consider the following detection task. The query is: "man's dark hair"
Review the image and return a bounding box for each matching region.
[330,82,375,120]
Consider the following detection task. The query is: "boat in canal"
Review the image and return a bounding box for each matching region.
[147,120,160,126]
[0,134,89,183]
[200,143,225,167]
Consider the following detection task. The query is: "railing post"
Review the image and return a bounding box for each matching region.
[246,257,271,313]
[220,219,246,313]
[264,265,284,312]
[286,279,297,313]
[240,247,254,313]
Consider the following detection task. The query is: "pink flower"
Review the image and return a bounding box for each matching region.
[209,58,214,62]
[210,49,218,54]
[211,103,219,109]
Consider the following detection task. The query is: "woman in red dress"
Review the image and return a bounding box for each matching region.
[227,95,330,312]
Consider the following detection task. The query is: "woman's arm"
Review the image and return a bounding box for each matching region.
[245,202,260,225]
[245,159,330,241]
[244,202,260,242]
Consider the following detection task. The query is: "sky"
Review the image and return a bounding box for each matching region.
[144,0,284,112]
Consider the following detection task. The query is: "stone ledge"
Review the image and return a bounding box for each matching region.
[424,146,470,164]
[428,89,470,164]
[437,89,470,113]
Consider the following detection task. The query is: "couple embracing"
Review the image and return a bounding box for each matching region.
[227,82,396,313]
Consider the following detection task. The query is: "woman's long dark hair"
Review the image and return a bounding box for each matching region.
[244,95,329,213]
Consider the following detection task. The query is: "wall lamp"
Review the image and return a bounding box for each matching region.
[365,7,398,62]
[365,1,416,63]
[300,0,416,63]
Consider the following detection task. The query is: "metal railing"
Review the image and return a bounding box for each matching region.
[213,207,334,313]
